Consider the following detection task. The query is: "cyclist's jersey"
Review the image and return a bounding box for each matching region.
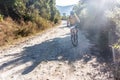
[68,13,80,26]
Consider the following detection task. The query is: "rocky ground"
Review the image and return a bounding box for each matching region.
[0,21,114,80]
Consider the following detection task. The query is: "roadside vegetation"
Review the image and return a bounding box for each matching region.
[0,0,61,46]
[73,0,119,57]
[73,0,120,79]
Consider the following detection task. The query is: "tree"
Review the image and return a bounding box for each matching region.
[0,0,60,23]
[0,0,26,19]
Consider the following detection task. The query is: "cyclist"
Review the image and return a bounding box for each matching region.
[67,11,80,47]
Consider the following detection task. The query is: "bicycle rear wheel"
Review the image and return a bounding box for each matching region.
[71,29,78,47]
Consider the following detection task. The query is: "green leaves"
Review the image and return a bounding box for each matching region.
[0,14,3,22]
[0,0,60,23]
[26,0,60,23]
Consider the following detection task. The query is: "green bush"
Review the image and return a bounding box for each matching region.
[0,14,3,22]
[33,15,50,30]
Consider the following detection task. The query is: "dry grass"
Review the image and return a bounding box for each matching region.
[0,17,55,47]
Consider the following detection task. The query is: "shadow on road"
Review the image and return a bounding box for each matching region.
[0,33,92,75]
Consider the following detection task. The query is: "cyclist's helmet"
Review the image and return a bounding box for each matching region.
[70,11,74,16]
[80,0,87,3]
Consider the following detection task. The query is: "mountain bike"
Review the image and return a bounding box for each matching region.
[70,26,78,47]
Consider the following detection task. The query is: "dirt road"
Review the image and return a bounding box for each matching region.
[0,21,114,80]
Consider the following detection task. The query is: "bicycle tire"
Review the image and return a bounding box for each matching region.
[71,29,78,47]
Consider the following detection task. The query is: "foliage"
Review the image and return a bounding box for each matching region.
[73,0,120,58]
[0,0,61,46]
[0,0,26,19]
[0,14,3,22]
[26,0,61,23]
[106,3,120,29]
[0,0,61,23]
